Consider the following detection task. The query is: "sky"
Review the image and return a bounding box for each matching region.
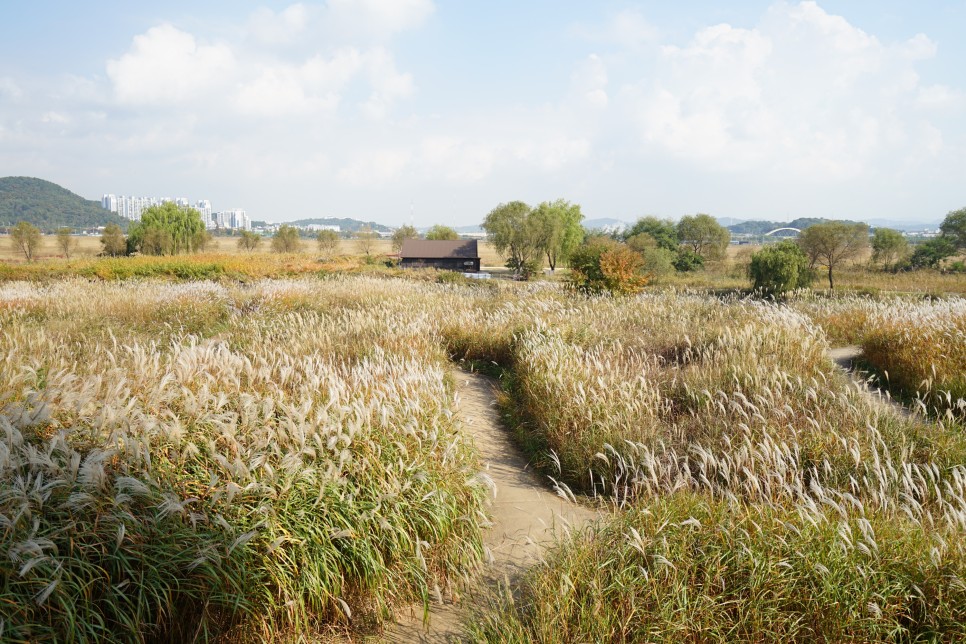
[0,1,964,226]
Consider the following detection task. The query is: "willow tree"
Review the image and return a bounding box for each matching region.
[127,202,207,255]
[532,199,584,271]
[482,201,542,279]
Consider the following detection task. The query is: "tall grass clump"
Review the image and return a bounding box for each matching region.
[469,491,966,642]
[860,298,966,419]
[0,278,488,641]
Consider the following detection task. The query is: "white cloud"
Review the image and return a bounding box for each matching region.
[0,77,23,100]
[571,54,609,108]
[619,1,946,180]
[574,9,658,49]
[247,4,310,44]
[235,50,364,116]
[106,24,235,104]
[326,0,435,40]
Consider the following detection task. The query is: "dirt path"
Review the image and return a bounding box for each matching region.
[381,372,599,643]
[829,345,918,419]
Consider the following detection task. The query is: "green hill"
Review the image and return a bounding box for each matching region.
[0,177,127,231]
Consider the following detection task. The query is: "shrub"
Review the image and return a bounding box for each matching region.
[748,240,813,296]
[568,237,649,295]
[672,247,704,272]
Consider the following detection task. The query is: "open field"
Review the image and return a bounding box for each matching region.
[0,235,507,268]
[1,273,965,641]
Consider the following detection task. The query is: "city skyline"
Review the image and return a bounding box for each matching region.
[1,1,965,226]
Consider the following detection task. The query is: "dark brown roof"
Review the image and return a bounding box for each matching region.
[400,239,479,259]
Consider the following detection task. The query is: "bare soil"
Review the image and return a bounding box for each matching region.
[379,372,599,643]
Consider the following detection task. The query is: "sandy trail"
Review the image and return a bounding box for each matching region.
[828,345,918,419]
[381,372,598,643]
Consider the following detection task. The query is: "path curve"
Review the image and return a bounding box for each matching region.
[829,345,918,419]
[383,371,599,642]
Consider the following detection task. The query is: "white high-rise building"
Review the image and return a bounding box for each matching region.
[103,192,252,230]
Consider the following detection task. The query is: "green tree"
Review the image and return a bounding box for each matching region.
[271,225,302,253]
[797,222,869,289]
[673,248,704,272]
[482,201,542,279]
[532,199,585,271]
[626,233,676,280]
[425,225,459,241]
[677,214,730,261]
[909,237,957,269]
[55,227,78,259]
[100,223,126,257]
[748,240,813,296]
[623,216,678,252]
[871,228,909,270]
[237,230,262,252]
[127,202,207,255]
[10,221,41,261]
[392,224,420,251]
[316,229,340,260]
[940,208,966,250]
[355,226,379,257]
[569,236,649,295]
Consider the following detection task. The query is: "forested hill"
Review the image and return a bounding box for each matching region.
[0,177,126,230]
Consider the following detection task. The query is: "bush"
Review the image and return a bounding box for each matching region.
[568,237,649,295]
[748,240,813,296]
[672,247,704,272]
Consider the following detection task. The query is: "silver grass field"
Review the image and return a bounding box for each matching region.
[0,275,964,642]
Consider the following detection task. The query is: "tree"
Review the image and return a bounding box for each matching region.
[623,216,678,251]
[355,226,379,257]
[101,223,126,257]
[673,248,704,272]
[940,208,966,250]
[425,225,459,241]
[871,228,909,270]
[748,240,813,296]
[392,224,420,251]
[10,221,41,261]
[316,229,339,260]
[127,202,207,255]
[677,213,730,261]
[482,201,542,279]
[626,233,676,279]
[531,199,585,271]
[56,227,78,259]
[569,236,649,295]
[237,230,262,252]
[797,222,869,289]
[909,237,956,269]
[271,225,302,253]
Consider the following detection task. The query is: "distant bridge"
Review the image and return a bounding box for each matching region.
[763,227,802,236]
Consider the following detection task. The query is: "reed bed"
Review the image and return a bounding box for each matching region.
[0,277,487,641]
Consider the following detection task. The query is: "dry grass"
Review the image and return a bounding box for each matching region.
[0,278,489,641]
[2,273,965,641]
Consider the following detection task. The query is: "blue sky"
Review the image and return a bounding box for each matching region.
[1,1,963,225]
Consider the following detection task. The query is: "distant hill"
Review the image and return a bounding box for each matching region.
[287,217,392,233]
[0,177,126,230]
[727,217,868,235]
